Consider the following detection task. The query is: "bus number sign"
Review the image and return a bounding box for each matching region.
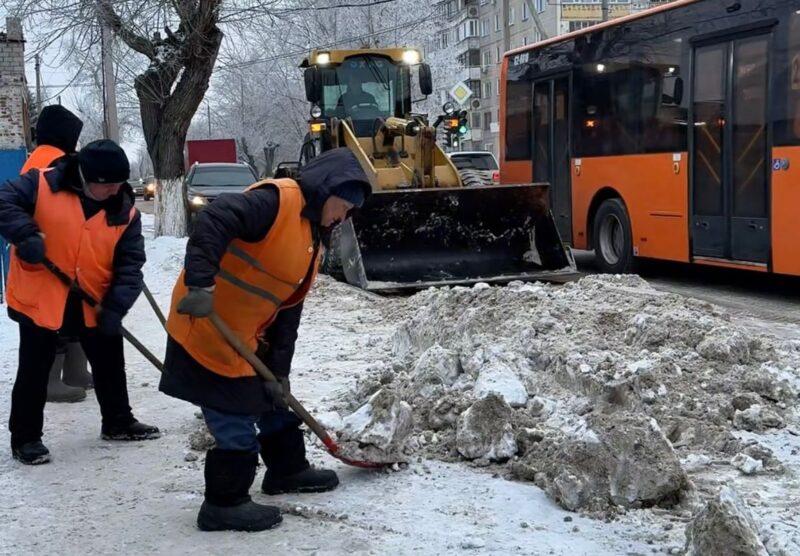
[511,52,530,67]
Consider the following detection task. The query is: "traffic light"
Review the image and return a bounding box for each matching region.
[457,110,469,136]
[444,129,459,149]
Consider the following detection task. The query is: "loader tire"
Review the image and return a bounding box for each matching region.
[459,169,491,188]
[593,198,635,274]
[319,226,345,281]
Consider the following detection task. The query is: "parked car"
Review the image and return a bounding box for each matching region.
[185,162,259,214]
[131,178,145,197]
[143,177,156,201]
[447,151,500,187]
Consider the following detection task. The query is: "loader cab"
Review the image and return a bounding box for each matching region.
[303,49,433,137]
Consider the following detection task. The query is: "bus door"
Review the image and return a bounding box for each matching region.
[690,31,772,264]
[533,75,572,243]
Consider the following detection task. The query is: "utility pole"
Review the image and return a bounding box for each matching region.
[207,102,212,137]
[34,53,42,116]
[523,0,549,40]
[602,0,609,22]
[100,19,120,143]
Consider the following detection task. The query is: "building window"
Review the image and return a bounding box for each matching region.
[509,7,515,25]
[483,80,492,98]
[569,21,596,32]
[483,50,492,67]
[535,0,545,12]
[481,18,489,37]
[483,111,493,131]
[468,79,482,98]
[471,112,482,129]
[523,36,528,46]
[522,2,529,20]
[495,46,501,62]
[494,14,500,31]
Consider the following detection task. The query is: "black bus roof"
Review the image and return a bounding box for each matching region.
[503,0,702,60]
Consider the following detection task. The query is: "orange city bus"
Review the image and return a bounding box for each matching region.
[499,0,800,275]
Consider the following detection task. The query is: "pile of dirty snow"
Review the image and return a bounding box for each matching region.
[330,275,800,518]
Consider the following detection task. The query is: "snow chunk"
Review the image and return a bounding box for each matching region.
[733,405,785,432]
[464,348,528,408]
[684,487,768,556]
[696,327,751,363]
[456,394,517,461]
[730,453,763,476]
[340,389,413,454]
[409,343,461,398]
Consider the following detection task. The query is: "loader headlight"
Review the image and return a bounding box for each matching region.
[310,104,323,119]
[316,52,331,65]
[190,195,207,207]
[402,49,421,65]
[443,101,456,115]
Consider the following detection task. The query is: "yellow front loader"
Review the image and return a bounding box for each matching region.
[299,47,575,291]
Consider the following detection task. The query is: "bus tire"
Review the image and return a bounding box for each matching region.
[319,226,345,281]
[593,198,635,274]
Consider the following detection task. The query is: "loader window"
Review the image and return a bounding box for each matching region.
[319,55,410,135]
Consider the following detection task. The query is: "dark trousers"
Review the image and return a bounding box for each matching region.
[9,319,133,446]
[201,406,302,453]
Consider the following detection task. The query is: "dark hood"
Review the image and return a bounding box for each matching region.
[297,148,371,223]
[36,105,84,154]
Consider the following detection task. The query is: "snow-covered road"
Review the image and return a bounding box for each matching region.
[1,216,798,555]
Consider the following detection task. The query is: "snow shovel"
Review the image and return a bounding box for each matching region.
[207,311,388,470]
[42,257,165,373]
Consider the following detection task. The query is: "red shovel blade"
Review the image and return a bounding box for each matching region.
[321,435,391,469]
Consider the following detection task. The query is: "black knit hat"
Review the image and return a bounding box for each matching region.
[36,105,83,153]
[78,140,130,184]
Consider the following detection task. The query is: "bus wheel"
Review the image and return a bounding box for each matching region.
[593,199,634,274]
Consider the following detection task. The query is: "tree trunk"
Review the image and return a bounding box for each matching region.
[132,27,223,238]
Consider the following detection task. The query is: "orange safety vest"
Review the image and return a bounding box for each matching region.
[6,170,134,331]
[20,145,66,174]
[166,179,322,379]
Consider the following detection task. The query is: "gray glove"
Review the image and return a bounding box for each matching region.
[263,376,290,412]
[176,286,214,317]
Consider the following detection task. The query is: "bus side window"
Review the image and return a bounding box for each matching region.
[505,79,533,160]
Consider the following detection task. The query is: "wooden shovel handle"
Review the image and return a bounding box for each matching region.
[207,311,333,445]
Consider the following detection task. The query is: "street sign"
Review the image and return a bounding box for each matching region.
[449,81,474,105]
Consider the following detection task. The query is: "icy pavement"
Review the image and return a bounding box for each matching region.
[0,215,798,554]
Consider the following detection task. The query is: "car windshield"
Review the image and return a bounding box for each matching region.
[451,154,498,171]
[190,167,255,187]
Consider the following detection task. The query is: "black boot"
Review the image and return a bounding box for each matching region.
[197,449,282,532]
[62,342,93,389]
[259,426,339,495]
[46,353,86,403]
[11,440,51,465]
[101,418,161,441]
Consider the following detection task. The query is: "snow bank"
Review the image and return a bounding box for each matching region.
[337,275,800,515]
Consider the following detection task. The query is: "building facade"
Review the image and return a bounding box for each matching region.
[0,17,28,152]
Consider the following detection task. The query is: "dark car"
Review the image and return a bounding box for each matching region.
[131,178,145,197]
[185,162,259,213]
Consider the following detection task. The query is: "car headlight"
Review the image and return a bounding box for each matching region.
[145,183,155,193]
[190,195,207,207]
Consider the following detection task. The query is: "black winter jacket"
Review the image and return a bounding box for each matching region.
[161,148,370,415]
[0,158,145,327]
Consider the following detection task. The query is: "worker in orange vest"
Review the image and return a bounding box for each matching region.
[160,148,370,532]
[0,139,160,465]
[22,105,93,404]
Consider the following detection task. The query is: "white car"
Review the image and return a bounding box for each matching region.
[447,151,500,186]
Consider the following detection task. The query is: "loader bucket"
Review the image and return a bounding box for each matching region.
[337,183,578,291]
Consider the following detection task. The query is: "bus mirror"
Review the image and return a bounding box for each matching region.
[663,76,684,106]
[673,77,684,105]
[419,63,433,96]
[304,67,321,103]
